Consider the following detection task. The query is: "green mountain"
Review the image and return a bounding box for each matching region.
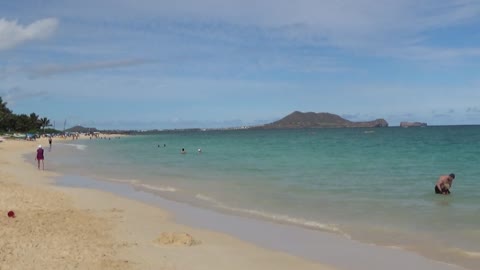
[258,111,388,129]
[65,125,98,133]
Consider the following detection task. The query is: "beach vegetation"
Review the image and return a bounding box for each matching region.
[40,117,52,133]
[0,97,57,134]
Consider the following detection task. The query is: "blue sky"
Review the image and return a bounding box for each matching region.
[1,0,480,129]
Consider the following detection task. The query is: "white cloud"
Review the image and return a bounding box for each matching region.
[27,59,152,77]
[60,1,480,47]
[0,18,58,50]
[381,45,480,63]
[466,107,480,113]
[5,1,480,62]
[109,1,480,62]
[0,86,49,105]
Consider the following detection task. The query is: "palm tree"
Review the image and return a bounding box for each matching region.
[40,117,51,134]
[0,97,13,131]
[0,97,10,111]
[0,97,12,119]
[30,113,40,128]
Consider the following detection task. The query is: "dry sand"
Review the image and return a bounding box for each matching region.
[0,138,333,270]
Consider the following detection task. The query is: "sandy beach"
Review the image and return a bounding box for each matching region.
[0,137,333,270]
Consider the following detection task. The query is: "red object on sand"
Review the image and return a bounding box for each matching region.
[7,211,15,218]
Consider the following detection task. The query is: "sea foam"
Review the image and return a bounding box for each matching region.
[195,193,349,237]
[138,183,177,192]
[63,143,87,151]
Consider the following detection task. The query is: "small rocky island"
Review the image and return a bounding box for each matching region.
[255,111,388,129]
[400,122,427,128]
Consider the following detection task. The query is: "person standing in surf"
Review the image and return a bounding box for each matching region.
[435,173,455,195]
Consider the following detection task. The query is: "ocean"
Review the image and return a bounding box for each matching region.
[47,126,480,269]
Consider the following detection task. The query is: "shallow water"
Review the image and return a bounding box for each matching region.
[57,174,465,270]
[47,126,480,269]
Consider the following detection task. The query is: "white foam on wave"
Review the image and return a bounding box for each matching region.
[449,247,480,258]
[195,193,349,237]
[195,194,220,203]
[103,177,140,185]
[63,143,87,151]
[464,251,480,258]
[138,183,177,192]
[96,176,176,192]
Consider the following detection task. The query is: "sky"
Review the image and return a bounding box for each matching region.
[1,0,480,129]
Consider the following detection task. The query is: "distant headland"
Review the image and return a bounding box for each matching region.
[59,112,390,134]
[400,121,427,128]
[254,111,388,129]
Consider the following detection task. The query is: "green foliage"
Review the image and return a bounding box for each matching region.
[0,96,52,133]
[43,128,61,134]
[0,97,12,114]
[39,117,51,133]
[0,97,13,130]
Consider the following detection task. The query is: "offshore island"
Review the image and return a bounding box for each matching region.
[68,111,390,135]
[255,111,388,129]
[400,121,428,128]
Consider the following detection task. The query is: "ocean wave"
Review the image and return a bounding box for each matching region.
[138,183,177,192]
[448,247,480,258]
[103,177,140,185]
[195,194,220,203]
[96,177,176,192]
[195,193,349,237]
[63,143,87,151]
[95,177,177,192]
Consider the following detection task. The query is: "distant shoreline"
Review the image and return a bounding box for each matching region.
[89,124,480,135]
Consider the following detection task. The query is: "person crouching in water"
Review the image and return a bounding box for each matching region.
[435,173,455,195]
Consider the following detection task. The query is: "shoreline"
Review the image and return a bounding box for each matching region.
[1,137,471,270]
[1,138,334,270]
[56,174,467,270]
[46,134,479,270]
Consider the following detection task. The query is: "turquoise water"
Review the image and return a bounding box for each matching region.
[50,127,480,269]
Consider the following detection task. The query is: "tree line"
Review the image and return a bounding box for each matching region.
[0,97,54,133]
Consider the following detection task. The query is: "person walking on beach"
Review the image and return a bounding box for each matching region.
[435,173,455,195]
[48,136,52,151]
[36,145,45,170]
